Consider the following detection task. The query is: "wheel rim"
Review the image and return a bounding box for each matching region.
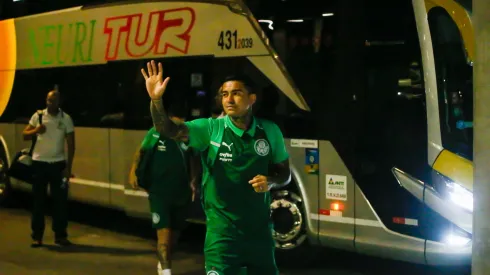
[270,191,307,250]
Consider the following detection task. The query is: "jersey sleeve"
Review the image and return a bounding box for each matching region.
[184,118,212,152]
[140,128,155,148]
[64,114,74,134]
[29,112,39,127]
[268,123,289,164]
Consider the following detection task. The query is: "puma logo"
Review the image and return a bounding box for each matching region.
[157,140,166,151]
[222,142,233,151]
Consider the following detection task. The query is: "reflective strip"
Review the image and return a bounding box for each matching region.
[70,178,118,189]
[123,189,148,197]
[318,209,342,217]
[310,213,382,227]
[393,217,419,226]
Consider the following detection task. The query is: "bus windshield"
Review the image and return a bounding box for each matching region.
[428,4,474,160]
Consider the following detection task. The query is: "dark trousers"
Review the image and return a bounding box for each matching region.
[31,160,68,241]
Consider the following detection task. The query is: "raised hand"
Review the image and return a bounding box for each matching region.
[140,60,170,100]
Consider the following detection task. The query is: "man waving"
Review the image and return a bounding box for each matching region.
[141,60,291,275]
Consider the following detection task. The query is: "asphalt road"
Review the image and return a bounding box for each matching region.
[0,191,472,275]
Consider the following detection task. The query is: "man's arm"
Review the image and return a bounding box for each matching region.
[188,149,202,201]
[150,100,188,140]
[129,148,141,188]
[64,115,76,177]
[188,149,201,184]
[23,112,43,140]
[150,100,212,151]
[267,122,291,189]
[65,132,75,176]
[23,125,39,140]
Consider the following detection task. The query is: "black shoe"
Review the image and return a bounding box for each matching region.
[31,240,43,248]
[55,238,72,246]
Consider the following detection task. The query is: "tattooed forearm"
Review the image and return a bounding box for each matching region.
[267,160,291,190]
[150,100,170,135]
[150,100,188,139]
[157,243,171,269]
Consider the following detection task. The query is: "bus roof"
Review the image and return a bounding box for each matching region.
[0,0,310,111]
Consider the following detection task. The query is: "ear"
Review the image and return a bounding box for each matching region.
[249,93,257,105]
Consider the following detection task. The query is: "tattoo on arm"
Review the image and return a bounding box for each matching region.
[267,160,292,190]
[150,100,189,140]
[157,243,171,270]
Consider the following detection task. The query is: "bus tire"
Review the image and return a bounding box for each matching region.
[0,156,12,207]
[271,188,314,267]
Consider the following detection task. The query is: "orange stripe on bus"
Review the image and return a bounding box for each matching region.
[0,19,16,117]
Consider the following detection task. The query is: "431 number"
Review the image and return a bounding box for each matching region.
[217,30,253,50]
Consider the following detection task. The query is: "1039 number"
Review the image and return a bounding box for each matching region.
[218,30,253,50]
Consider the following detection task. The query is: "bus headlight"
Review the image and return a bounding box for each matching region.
[443,232,471,246]
[446,180,473,212]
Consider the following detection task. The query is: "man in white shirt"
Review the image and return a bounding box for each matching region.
[22,90,75,248]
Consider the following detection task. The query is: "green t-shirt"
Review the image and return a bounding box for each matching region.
[184,115,289,237]
[141,129,191,201]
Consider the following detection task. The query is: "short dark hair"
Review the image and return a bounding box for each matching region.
[220,74,257,95]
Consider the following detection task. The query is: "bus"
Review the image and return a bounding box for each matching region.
[0,0,473,267]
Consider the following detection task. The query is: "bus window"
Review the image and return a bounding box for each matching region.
[1,63,127,128]
[256,13,338,140]
[428,7,473,160]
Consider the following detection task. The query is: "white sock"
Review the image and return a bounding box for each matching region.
[157,262,171,275]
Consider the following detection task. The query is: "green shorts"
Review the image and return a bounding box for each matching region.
[204,231,278,275]
[148,193,190,230]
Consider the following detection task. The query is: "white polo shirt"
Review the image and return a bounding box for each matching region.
[29,109,74,163]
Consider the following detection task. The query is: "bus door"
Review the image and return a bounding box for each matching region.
[393,0,473,265]
[348,0,427,263]
[267,0,359,250]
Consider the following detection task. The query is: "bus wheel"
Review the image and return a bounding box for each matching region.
[0,158,12,206]
[271,190,311,266]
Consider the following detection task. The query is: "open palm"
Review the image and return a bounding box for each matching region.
[140,60,170,100]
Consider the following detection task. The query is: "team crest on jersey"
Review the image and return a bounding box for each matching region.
[254,139,270,156]
[207,271,219,275]
[152,213,160,224]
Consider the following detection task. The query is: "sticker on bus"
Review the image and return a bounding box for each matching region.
[326,174,347,201]
[290,139,318,148]
[305,148,319,174]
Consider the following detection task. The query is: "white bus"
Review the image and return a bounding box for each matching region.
[0,0,474,267]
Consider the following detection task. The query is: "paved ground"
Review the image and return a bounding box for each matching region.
[0,191,472,275]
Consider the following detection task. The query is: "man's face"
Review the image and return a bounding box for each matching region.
[46,91,60,111]
[220,80,256,117]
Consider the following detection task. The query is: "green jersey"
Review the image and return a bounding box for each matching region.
[184,115,289,237]
[138,128,191,201]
